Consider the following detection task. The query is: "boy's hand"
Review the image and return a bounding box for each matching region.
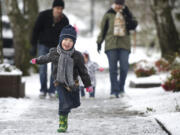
[86,86,93,93]
[30,58,36,64]
[99,67,104,72]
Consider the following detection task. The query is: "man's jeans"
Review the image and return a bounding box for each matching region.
[38,44,55,94]
[105,48,130,95]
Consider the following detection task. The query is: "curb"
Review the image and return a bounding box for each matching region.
[155,118,172,135]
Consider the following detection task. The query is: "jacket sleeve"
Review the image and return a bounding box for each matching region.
[97,13,109,45]
[31,12,44,47]
[77,53,91,88]
[125,6,138,31]
[63,14,70,25]
[36,48,56,64]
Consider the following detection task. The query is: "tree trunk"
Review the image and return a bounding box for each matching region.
[109,0,114,6]
[90,0,95,35]
[5,0,38,75]
[150,0,180,60]
[0,0,3,64]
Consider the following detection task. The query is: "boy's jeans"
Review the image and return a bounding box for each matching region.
[105,48,130,95]
[57,85,80,115]
[38,44,55,94]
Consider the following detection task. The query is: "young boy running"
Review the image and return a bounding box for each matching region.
[31,25,93,132]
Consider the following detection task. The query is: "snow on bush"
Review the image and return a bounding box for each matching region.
[155,58,170,72]
[0,63,22,75]
[161,68,180,92]
[134,60,156,77]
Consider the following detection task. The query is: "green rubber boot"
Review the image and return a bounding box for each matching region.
[57,114,68,133]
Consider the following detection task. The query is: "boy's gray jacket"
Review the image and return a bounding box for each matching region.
[36,48,91,88]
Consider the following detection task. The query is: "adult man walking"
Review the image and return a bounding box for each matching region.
[97,0,138,98]
[31,0,69,98]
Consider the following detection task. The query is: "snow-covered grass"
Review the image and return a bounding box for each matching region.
[124,68,180,135]
[124,77,180,134]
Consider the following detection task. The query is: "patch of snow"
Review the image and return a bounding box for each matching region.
[154,113,180,135]
[2,29,13,38]
[0,63,22,75]
[67,14,88,31]
[0,98,32,121]
[2,15,9,23]
[131,73,167,84]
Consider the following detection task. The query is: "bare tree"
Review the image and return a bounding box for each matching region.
[5,0,38,75]
[0,0,3,64]
[150,0,180,60]
[90,0,95,35]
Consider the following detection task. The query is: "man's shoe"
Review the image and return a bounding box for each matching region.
[109,94,116,99]
[48,93,56,99]
[89,97,95,99]
[119,92,125,98]
[81,96,85,99]
[39,92,46,99]
[115,94,119,98]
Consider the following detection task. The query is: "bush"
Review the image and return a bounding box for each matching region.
[155,58,170,72]
[135,67,156,77]
[134,60,156,77]
[161,68,180,92]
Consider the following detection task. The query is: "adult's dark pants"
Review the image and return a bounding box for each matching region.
[105,48,130,96]
[38,44,55,94]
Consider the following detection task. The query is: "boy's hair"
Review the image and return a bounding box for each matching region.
[59,25,77,47]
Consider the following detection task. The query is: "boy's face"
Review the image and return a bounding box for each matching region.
[61,38,74,51]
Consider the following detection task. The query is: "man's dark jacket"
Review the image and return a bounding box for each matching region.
[31,9,69,48]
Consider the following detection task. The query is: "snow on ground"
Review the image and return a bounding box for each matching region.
[124,73,180,135]
[0,98,32,121]
[0,37,180,134]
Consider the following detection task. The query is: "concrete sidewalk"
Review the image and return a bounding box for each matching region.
[0,97,167,135]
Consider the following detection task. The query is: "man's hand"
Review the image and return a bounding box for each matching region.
[97,43,102,53]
